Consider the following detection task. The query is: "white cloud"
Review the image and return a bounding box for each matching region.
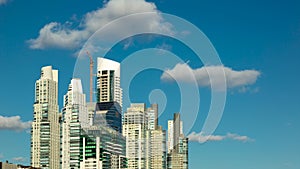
[226,133,254,142]
[161,63,260,90]
[0,153,3,159]
[12,157,27,163]
[28,22,86,49]
[188,131,254,143]
[0,0,8,5]
[28,0,172,50]
[0,115,32,132]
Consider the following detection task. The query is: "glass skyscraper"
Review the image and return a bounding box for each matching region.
[61,79,88,169]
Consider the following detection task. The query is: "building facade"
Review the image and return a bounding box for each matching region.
[147,104,158,130]
[168,114,183,153]
[123,103,167,169]
[122,103,148,169]
[93,101,122,133]
[31,66,60,169]
[80,126,127,169]
[61,79,88,169]
[167,120,174,153]
[146,126,167,169]
[87,102,96,126]
[96,58,122,107]
[167,113,188,169]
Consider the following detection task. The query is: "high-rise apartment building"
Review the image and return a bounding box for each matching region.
[61,79,88,169]
[91,57,123,133]
[145,104,167,169]
[167,113,188,169]
[147,104,158,130]
[31,66,60,169]
[167,120,174,153]
[167,136,188,169]
[173,113,181,150]
[147,126,167,169]
[96,58,122,106]
[167,114,183,153]
[122,103,148,169]
[123,103,167,169]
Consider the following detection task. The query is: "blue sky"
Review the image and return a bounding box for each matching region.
[0,0,300,168]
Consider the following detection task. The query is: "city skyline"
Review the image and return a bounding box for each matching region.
[32,60,186,169]
[0,0,300,169]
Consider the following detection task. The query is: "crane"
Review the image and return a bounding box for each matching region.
[86,51,94,103]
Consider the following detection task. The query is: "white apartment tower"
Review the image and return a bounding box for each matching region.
[96,57,122,106]
[123,103,166,169]
[167,120,174,153]
[147,104,158,130]
[31,66,60,169]
[167,114,183,153]
[147,126,167,169]
[122,103,148,169]
[146,104,166,169]
[61,79,88,169]
[167,113,188,169]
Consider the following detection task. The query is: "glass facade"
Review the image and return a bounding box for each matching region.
[93,102,122,133]
[80,126,127,169]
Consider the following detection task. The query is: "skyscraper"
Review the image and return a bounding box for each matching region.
[96,58,122,106]
[147,104,158,130]
[167,137,188,169]
[147,126,167,169]
[80,126,127,169]
[167,120,174,153]
[122,103,148,169]
[92,58,123,133]
[79,57,126,169]
[123,103,167,169]
[167,113,188,169]
[61,79,88,169]
[168,114,183,153]
[144,104,166,169]
[173,113,181,150]
[31,66,60,169]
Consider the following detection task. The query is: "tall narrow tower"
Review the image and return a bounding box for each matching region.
[96,57,122,106]
[61,79,88,169]
[167,120,174,153]
[122,103,147,169]
[93,58,123,132]
[31,66,60,169]
[173,113,181,149]
[146,104,167,169]
[167,113,188,169]
[147,103,158,130]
